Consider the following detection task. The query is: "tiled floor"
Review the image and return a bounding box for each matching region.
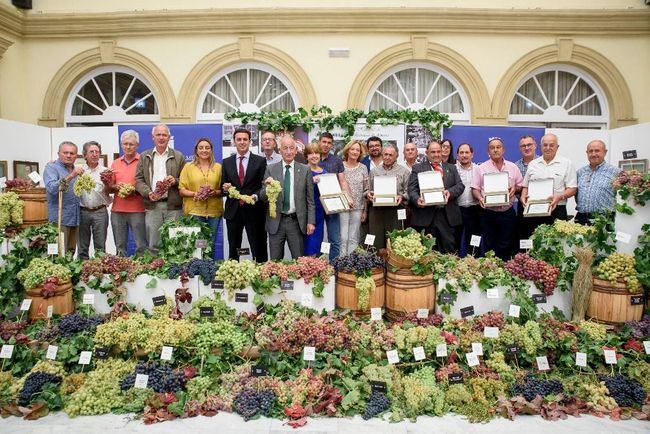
[1,412,648,434]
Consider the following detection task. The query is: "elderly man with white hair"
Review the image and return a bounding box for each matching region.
[135,123,185,252]
[109,130,148,256]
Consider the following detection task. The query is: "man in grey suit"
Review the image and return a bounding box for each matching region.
[408,140,464,254]
[260,135,316,260]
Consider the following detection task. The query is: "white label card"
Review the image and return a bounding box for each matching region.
[416,308,429,319]
[508,304,521,318]
[575,352,587,367]
[604,349,617,365]
[370,308,382,321]
[413,346,426,361]
[466,352,480,367]
[20,299,32,311]
[303,346,316,361]
[82,293,95,305]
[615,231,631,244]
[519,239,533,249]
[46,345,58,360]
[78,351,92,365]
[0,344,14,359]
[471,342,483,356]
[47,305,54,318]
[47,243,58,255]
[470,235,481,247]
[161,346,173,361]
[536,356,550,371]
[320,242,331,255]
[397,209,407,220]
[486,288,499,299]
[364,234,375,246]
[134,374,149,389]
[386,349,399,365]
[28,171,41,183]
[436,343,448,358]
[644,341,650,355]
[484,327,499,338]
[301,293,313,308]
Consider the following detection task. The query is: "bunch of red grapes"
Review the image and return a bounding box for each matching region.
[505,253,559,296]
[194,185,214,201]
[99,169,114,186]
[154,178,175,197]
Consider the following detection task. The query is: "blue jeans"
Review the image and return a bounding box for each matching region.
[323,213,340,261]
[193,215,222,260]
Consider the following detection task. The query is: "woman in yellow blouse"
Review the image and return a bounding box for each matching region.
[179,137,224,259]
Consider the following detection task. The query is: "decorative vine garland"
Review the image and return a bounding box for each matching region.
[224,106,453,141]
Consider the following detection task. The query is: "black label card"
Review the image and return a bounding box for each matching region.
[532,294,547,304]
[235,292,248,303]
[211,280,224,289]
[370,381,387,393]
[252,364,267,377]
[506,344,519,356]
[200,307,214,317]
[280,280,294,290]
[256,303,265,315]
[448,372,464,384]
[237,247,251,256]
[95,347,109,359]
[152,295,166,306]
[439,293,454,304]
[623,150,637,159]
[195,239,208,249]
[631,295,644,306]
[460,306,475,318]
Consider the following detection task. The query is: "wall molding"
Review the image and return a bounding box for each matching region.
[0,6,648,38]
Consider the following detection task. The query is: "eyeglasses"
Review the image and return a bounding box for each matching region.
[520,143,534,148]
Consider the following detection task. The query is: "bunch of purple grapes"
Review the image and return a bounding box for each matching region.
[505,253,559,296]
[194,185,214,201]
[332,250,384,274]
[153,178,174,197]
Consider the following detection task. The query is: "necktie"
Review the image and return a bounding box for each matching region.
[282,165,291,213]
[238,156,245,185]
[432,162,444,177]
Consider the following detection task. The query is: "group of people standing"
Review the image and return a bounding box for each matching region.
[43,124,618,263]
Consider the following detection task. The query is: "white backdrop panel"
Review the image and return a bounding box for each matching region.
[0,118,51,183]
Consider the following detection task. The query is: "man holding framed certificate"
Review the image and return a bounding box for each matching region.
[408,141,464,253]
[470,137,523,260]
[366,143,410,249]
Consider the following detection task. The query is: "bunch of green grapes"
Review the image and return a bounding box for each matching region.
[390,366,445,421]
[393,325,444,355]
[0,191,24,229]
[497,321,542,356]
[187,375,215,403]
[446,256,482,290]
[361,363,397,389]
[265,179,282,218]
[73,172,96,196]
[0,371,14,403]
[626,361,650,392]
[117,183,135,198]
[228,187,255,204]
[355,274,375,310]
[578,320,608,343]
[596,253,640,291]
[187,295,236,323]
[65,359,136,417]
[461,377,507,422]
[563,375,617,411]
[391,232,428,261]
[215,259,259,290]
[553,219,594,236]
[16,257,72,289]
[485,352,515,385]
[60,373,87,396]
[193,320,250,357]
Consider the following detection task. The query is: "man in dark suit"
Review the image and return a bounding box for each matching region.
[221,128,268,262]
[408,140,464,254]
[260,135,315,260]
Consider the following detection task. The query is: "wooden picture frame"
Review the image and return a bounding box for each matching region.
[13,160,39,180]
[75,154,108,168]
[0,160,7,179]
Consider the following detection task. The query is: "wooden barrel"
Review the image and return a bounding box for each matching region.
[385,268,435,321]
[336,268,385,312]
[586,278,643,324]
[12,188,48,228]
[25,280,74,320]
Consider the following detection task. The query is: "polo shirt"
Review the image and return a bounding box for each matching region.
[111,154,145,213]
[522,155,577,205]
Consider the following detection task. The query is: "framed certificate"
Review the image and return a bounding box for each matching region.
[373,175,398,206]
[483,172,509,207]
[524,178,553,217]
[418,171,446,205]
[318,174,350,214]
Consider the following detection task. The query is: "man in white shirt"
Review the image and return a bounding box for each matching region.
[520,133,577,236]
[454,143,480,257]
[77,141,112,260]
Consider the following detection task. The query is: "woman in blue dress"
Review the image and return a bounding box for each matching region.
[303,142,327,256]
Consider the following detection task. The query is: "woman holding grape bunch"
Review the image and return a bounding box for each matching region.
[179,138,224,259]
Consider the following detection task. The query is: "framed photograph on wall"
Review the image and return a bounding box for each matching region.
[75,154,108,168]
[0,161,7,178]
[13,161,39,180]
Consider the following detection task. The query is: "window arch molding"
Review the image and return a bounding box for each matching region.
[178,38,317,122]
[40,42,176,127]
[347,38,490,123]
[492,42,635,128]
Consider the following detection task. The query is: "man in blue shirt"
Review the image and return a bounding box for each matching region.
[575,139,619,225]
[317,132,352,261]
[43,141,84,254]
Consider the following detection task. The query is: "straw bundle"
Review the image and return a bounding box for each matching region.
[572,247,594,321]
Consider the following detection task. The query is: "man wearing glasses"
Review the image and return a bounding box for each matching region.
[513,135,539,245]
[260,131,282,165]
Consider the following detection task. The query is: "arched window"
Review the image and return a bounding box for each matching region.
[366,63,470,122]
[197,63,299,121]
[65,66,159,126]
[508,65,608,128]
